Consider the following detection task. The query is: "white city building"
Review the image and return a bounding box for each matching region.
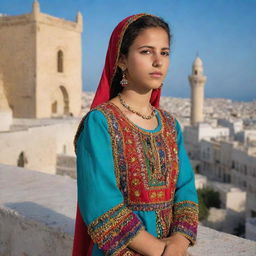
[184,56,256,239]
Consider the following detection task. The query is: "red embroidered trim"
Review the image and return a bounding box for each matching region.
[95,102,179,211]
[88,203,144,255]
[170,201,199,245]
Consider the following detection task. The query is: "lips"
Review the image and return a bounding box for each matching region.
[149,71,163,78]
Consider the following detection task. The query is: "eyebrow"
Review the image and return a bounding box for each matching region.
[137,45,170,50]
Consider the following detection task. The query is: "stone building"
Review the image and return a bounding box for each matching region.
[0,1,83,174]
[0,1,83,118]
[183,56,256,239]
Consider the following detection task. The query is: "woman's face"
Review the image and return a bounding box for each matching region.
[119,27,170,93]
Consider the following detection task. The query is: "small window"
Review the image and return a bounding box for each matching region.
[17,151,28,167]
[57,50,64,72]
[251,210,256,218]
[194,70,198,75]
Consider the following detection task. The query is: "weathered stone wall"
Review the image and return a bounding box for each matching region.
[0,207,73,256]
[0,119,78,174]
[56,154,76,179]
[0,5,82,118]
[0,14,36,118]
[36,12,82,118]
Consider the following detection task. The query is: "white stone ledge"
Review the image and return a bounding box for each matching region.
[0,164,256,256]
[189,225,256,256]
[0,206,73,256]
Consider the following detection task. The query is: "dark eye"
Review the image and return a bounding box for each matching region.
[140,49,151,55]
[161,51,170,56]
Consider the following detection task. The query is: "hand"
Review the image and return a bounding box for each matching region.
[128,229,166,256]
[161,233,190,256]
[150,240,166,256]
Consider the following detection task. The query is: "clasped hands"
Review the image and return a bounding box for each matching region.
[159,233,190,256]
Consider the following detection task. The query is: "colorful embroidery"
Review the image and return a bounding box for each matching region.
[119,248,142,256]
[88,203,144,255]
[156,208,173,239]
[170,201,199,245]
[75,103,198,251]
[95,102,179,211]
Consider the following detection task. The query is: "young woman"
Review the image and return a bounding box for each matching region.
[72,14,198,256]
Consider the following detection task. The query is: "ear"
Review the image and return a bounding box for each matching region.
[117,54,128,70]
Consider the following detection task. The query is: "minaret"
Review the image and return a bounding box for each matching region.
[32,0,40,19]
[76,11,83,25]
[76,11,83,31]
[188,56,207,126]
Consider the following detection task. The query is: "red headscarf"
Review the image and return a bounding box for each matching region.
[72,13,162,256]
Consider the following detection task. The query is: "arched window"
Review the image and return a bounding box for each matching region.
[17,151,28,167]
[57,50,64,72]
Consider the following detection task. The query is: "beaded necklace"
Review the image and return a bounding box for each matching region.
[118,93,156,120]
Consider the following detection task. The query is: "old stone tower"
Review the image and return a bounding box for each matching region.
[0,0,83,118]
[188,56,207,126]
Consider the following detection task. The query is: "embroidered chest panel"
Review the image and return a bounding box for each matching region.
[96,103,179,211]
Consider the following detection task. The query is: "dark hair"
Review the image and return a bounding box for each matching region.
[110,15,172,99]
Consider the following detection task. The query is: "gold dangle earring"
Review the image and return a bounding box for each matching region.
[120,67,128,87]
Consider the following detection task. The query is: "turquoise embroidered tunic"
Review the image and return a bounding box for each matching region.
[76,103,198,256]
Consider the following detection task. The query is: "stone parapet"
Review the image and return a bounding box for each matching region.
[0,10,82,32]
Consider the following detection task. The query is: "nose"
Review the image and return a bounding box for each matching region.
[152,53,163,68]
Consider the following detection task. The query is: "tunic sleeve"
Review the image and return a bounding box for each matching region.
[76,110,144,255]
[169,118,199,245]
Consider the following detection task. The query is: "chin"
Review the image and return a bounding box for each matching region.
[151,83,163,90]
[136,81,162,92]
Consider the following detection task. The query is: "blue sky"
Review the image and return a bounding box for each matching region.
[1,0,256,101]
